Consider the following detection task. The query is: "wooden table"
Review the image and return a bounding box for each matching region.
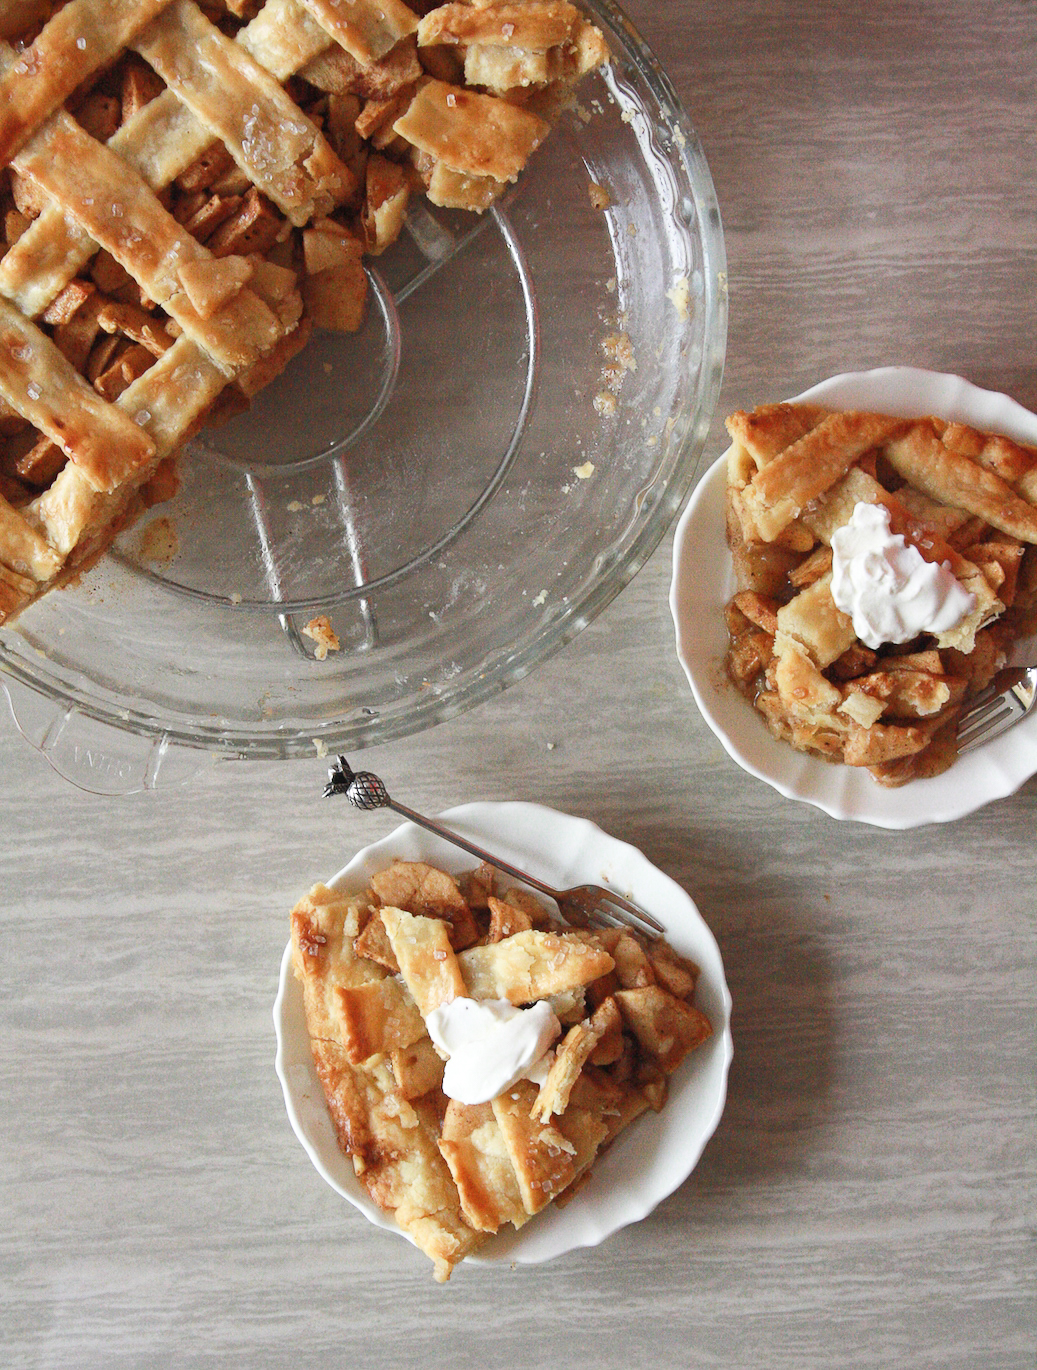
[2,2,1034,1366]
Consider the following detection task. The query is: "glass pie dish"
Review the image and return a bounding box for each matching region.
[0,0,727,793]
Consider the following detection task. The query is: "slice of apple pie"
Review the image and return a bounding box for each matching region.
[0,0,608,624]
[723,402,1037,785]
[289,857,712,1280]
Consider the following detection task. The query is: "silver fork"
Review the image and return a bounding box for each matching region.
[323,757,665,938]
[956,665,1037,754]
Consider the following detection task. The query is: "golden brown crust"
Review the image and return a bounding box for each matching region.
[725,400,829,468]
[392,79,550,184]
[530,1019,604,1122]
[736,410,907,543]
[379,905,467,1015]
[134,0,356,224]
[290,859,714,1280]
[0,0,607,622]
[458,929,615,1004]
[438,1099,530,1232]
[370,860,479,949]
[0,0,177,166]
[883,419,1037,543]
[299,0,419,66]
[723,401,1037,785]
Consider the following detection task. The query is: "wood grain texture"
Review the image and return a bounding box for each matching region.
[1,2,1035,1367]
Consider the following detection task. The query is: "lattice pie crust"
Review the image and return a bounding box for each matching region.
[723,403,1037,785]
[0,0,608,624]
[290,859,712,1280]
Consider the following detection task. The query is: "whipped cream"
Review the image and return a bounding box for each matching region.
[830,502,976,649]
[425,997,560,1106]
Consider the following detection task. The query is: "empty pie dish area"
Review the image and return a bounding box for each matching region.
[273,802,733,1275]
[670,369,1037,828]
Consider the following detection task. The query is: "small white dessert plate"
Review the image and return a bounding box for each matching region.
[274,800,733,1269]
[669,367,1037,828]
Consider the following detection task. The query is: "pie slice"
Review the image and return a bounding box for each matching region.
[0,0,610,625]
[723,402,1037,785]
[289,858,714,1280]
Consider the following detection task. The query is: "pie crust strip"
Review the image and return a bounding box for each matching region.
[739,411,906,542]
[239,0,335,80]
[0,492,62,582]
[0,1,335,320]
[11,326,310,605]
[438,1100,531,1233]
[725,402,829,470]
[0,295,155,493]
[299,0,420,67]
[393,79,550,183]
[883,423,1037,544]
[12,111,286,372]
[379,906,467,1015]
[0,0,178,167]
[0,205,87,323]
[114,334,232,468]
[0,561,36,619]
[132,0,355,227]
[457,930,614,1003]
[416,1,580,51]
[25,335,230,561]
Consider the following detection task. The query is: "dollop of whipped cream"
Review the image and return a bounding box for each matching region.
[425,997,561,1105]
[830,502,976,649]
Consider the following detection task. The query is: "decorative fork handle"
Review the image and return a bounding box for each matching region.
[323,757,565,903]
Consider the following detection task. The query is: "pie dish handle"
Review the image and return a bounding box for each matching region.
[2,677,208,795]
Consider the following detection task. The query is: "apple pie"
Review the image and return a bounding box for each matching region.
[289,857,713,1280]
[723,402,1037,785]
[0,0,608,624]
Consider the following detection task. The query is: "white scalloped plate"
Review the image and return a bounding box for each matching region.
[669,368,1037,828]
[274,801,732,1270]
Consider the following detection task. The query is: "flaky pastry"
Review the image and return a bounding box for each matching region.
[0,0,608,624]
[289,857,712,1280]
[723,402,1037,785]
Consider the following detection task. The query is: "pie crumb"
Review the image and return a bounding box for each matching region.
[302,615,340,660]
[666,276,690,321]
[134,516,177,567]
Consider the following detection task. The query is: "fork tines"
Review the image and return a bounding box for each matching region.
[603,901,666,938]
[596,907,664,938]
[564,893,665,938]
[956,671,1033,754]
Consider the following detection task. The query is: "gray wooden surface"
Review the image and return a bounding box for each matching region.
[2,2,1035,1367]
